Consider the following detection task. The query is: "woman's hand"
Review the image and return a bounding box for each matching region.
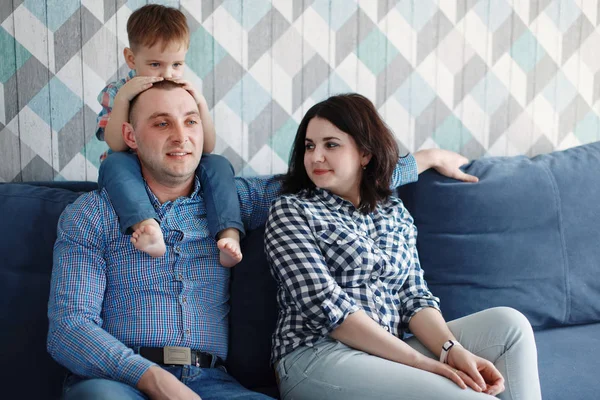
[447,346,505,396]
[410,354,473,391]
[414,149,479,182]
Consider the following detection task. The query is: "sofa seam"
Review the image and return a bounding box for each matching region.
[539,162,571,326]
[0,193,80,204]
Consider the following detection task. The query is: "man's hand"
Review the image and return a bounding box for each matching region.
[447,346,505,396]
[414,149,479,183]
[115,76,164,103]
[165,78,207,110]
[137,366,201,400]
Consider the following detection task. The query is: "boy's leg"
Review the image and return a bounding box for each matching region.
[98,151,165,257]
[197,154,245,267]
[275,338,494,400]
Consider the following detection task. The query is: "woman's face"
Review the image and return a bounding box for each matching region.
[303,117,370,205]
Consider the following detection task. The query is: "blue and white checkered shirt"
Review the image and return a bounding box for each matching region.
[48,176,281,387]
[265,160,440,363]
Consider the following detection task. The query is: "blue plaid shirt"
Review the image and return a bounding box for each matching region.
[265,160,440,363]
[48,155,418,386]
[48,176,280,387]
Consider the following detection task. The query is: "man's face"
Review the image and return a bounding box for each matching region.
[128,87,203,186]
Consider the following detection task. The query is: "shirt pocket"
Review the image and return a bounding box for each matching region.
[315,225,371,285]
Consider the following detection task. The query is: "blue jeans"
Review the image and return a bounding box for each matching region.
[98,152,245,238]
[62,365,274,400]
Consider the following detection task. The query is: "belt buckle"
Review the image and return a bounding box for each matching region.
[163,346,192,365]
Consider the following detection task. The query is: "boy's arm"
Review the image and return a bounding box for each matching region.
[99,76,163,152]
[198,95,216,153]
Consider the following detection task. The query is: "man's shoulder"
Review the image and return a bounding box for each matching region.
[60,189,114,224]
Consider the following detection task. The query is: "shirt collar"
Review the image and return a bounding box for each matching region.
[144,176,202,209]
[126,69,137,81]
[310,187,357,212]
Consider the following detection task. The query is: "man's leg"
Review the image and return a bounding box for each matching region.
[62,374,147,400]
[176,365,274,400]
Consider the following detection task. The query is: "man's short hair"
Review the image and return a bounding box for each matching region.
[128,80,186,127]
[127,4,190,52]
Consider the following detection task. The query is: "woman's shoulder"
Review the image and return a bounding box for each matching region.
[273,190,315,208]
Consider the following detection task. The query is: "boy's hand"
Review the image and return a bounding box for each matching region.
[115,76,164,103]
[165,78,207,109]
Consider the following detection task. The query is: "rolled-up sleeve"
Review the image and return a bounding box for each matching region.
[265,196,359,332]
[399,243,441,331]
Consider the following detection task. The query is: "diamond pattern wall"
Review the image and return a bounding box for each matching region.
[1,0,600,182]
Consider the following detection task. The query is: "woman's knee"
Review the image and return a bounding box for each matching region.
[485,307,535,342]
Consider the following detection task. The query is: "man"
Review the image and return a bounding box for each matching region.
[48,80,476,400]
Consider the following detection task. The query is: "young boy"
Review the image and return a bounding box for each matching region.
[96,4,243,267]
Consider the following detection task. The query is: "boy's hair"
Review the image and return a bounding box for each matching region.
[129,80,187,127]
[280,93,401,214]
[127,4,190,51]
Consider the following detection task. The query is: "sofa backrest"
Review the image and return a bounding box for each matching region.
[398,141,600,330]
[0,182,96,399]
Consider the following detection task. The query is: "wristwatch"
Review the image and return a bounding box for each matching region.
[440,339,461,364]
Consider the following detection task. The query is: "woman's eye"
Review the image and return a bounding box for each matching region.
[326,142,339,148]
[305,144,314,150]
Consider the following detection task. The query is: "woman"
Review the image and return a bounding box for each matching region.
[265,94,541,400]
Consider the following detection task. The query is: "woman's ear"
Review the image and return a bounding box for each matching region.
[361,152,372,168]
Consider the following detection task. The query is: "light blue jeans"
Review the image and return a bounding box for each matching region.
[275,307,542,400]
[98,152,245,238]
[62,365,273,400]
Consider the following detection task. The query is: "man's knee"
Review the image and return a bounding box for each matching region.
[63,378,144,400]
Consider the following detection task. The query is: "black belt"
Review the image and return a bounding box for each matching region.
[139,346,225,368]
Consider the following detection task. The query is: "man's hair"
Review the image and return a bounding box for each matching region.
[127,4,190,52]
[128,80,186,127]
[280,93,401,214]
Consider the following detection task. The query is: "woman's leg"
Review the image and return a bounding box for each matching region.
[276,339,495,400]
[405,307,542,400]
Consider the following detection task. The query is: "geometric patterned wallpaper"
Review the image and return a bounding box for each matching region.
[1,0,600,182]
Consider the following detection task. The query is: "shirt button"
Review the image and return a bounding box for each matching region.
[177,274,183,281]
[182,296,187,303]
[185,329,190,335]
[371,272,378,280]
[375,296,382,304]
[384,326,390,331]
[175,246,181,252]
[336,240,343,245]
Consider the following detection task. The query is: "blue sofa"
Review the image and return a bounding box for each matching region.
[1,142,600,399]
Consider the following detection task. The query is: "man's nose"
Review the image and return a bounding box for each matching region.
[171,122,187,143]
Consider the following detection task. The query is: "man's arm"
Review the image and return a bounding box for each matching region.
[47,194,154,387]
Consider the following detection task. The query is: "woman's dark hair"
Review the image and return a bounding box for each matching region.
[280,93,400,213]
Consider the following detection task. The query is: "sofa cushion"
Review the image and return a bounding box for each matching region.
[228,226,279,394]
[0,183,93,399]
[535,322,600,400]
[398,142,600,330]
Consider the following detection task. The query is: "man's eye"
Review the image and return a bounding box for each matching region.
[187,120,198,125]
[156,122,167,127]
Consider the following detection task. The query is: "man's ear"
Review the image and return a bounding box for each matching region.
[122,122,137,150]
[124,47,136,70]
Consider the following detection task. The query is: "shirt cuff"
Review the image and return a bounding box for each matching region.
[402,299,442,330]
[116,354,156,388]
[320,286,360,332]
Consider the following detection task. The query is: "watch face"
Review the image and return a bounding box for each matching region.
[443,340,454,351]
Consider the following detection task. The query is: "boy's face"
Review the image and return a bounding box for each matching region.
[125,41,187,78]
